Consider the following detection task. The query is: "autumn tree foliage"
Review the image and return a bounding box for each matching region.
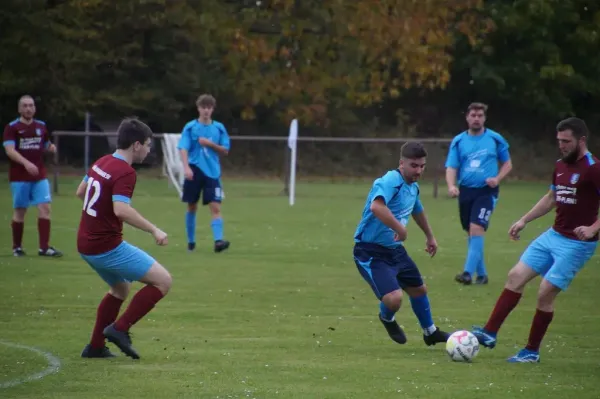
[0,0,489,126]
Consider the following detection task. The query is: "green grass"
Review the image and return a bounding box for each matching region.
[1,176,600,398]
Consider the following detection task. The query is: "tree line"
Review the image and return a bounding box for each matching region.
[1,0,598,165]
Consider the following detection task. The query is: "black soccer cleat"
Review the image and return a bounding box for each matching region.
[378,314,407,344]
[214,240,230,253]
[188,242,196,252]
[103,323,140,359]
[13,247,26,257]
[39,246,63,257]
[81,344,116,358]
[455,271,472,285]
[475,275,489,285]
[423,327,450,346]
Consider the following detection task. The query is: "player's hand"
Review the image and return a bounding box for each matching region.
[509,219,526,241]
[184,166,194,181]
[25,162,39,176]
[574,226,597,241]
[152,228,168,246]
[198,138,213,147]
[46,143,56,153]
[425,237,438,257]
[486,177,499,188]
[448,185,459,198]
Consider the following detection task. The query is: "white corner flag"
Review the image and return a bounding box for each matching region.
[288,119,298,206]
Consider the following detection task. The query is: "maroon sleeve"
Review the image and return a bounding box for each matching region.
[112,171,136,202]
[3,124,15,145]
[551,166,557,191]
[43,125,51,147]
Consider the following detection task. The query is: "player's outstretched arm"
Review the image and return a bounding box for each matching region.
[370,198,408,241]
[113,202,167,245]
[520,189,555,224]
[412,210,434,240]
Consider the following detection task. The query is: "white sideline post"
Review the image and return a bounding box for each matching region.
[288,119,298,206]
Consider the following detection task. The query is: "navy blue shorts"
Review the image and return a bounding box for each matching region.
[353,242,424,299]
[182,164,222,205]
[458,186,499,232]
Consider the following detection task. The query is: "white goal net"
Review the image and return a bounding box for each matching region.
[161,133,184,197]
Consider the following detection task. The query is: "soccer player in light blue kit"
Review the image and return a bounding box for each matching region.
[353,142,450,346]
[445,103,513,285]
[178,94,231,253]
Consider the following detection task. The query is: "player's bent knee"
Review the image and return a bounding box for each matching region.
[505,262,536,292]
[37,203,51,218]
[382,290,403,311]
[140,262,172,295]
[109,282,131,300]
[13,208,26,222]
[208,202,221,216]
[537,279,561,311]
[469,223,485,236]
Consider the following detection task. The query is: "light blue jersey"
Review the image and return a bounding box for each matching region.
[177,120,231,179]
[354,169,424,248]
[445,129,510,188]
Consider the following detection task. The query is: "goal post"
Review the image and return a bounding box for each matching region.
[50,130,451,200]
[161,133,184,198]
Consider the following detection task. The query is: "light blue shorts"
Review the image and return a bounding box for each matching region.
[521,228,598,290]
[10,179,51,208]
[80,241,156,287]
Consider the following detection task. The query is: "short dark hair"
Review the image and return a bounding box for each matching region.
[196,94,216,108]
[401,142,427,159]
[467,102,488,114]
[556,117,589,140]
[116,117,153,149]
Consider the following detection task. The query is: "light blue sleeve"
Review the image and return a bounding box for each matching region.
[371,175,397,205]
[445,137,460,169]
[3,140,15,147]
[412,196,424,215]
[496,134,510,163]
[82,174,88,183]
[177,124,192,151]
[218,124,231,150]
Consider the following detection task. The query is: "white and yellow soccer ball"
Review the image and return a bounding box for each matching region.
[446,330,480,362]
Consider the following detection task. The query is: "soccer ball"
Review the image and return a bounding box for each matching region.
[445,330,480,362]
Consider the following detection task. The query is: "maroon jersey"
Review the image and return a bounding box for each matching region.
[552,153,600,241]
[77,154,137,255]
[3,118,50,182]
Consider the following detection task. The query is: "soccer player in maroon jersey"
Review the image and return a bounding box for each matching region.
[77,118,172,359]
[2,95,62,257]
[472,117,600,363]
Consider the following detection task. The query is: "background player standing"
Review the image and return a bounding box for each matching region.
[445,102,512,285]
[178,94,231,253]
[77,118,172,359]
[2,95,62,257]
[353,142,450,346]
[472,117,600,363]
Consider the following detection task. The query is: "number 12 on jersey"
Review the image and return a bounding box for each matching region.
[83,177,102,217]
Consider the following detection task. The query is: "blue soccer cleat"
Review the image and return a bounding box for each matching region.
[507,348,540,363]
[471,326,497,348]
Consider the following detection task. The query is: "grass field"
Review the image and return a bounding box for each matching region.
[1,175,600,399]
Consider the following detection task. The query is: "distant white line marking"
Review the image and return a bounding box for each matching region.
[0,341,61,389]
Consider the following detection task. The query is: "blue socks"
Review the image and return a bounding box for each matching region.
[379,301,396,322]
[211,218,224,242]
[468,236,488,277]
[464,235,484,276]
[410,294,436,335]
[185,211,196,244]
